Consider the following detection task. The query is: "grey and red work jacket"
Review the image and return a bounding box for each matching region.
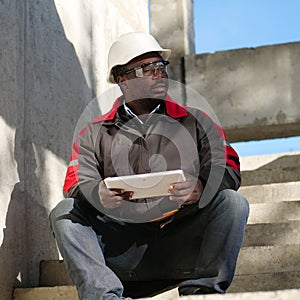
[63,95,241,223]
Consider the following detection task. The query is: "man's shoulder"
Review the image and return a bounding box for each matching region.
[91,97,123,124]
[164,95,213,121]
[91,109,117,124]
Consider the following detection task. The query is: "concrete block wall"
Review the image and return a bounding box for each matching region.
[0,0,148,298]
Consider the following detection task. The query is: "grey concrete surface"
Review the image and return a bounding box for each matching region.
[151,0,195,83]
[150,288,300,299]
[13,286,300,300]
[241,153,300,185]
[240,152,300,171]
[248,202,300,224]
[0,0,148,296]
[236,244,300,275]
[150,0,195,104]
[239,181,300,204]
[243,221,300,246]
[0,1,26,298]
[149,288,300,299]
[13,286,79,300]
[184,43,300,142]
[40,260,72,287]
[229,271,300,293]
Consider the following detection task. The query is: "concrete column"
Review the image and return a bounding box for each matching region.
[150,0,195,84]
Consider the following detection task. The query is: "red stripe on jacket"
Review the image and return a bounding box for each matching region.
[224,145,240,170]
[63,127,87,193]
[192,108,240,171]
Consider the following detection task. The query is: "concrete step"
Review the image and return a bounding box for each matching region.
[240,153,300,186]
[236,244,300,275]
[241,169,300,186]
[247,201,300,224]
[239,181,300,204]
[13,286,300,300]
[40,260,73,287]
[240,152,300,171]
[13,286,78,300]
[150,288,300,299]
[243,220,300,246]
[229,271,300,293]
[144,270,300,296]
[40,244,300,288]
[150,287,300,299]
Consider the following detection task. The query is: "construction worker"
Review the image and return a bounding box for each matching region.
[50,32,249,299]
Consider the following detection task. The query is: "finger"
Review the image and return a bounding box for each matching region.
[104,197,123,208]
[169,194,189,204]
[110,188,125,195]
[169,197,187,204]
[168,183,186,194]
[109,194,124,202]
[170,186,194,198]
[170,181,197,193]
[170,191,200,205]
[118,191,134,200]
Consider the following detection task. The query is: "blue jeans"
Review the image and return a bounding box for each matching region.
[49,189,249,299]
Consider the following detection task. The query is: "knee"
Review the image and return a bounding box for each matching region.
[49,198,75,229]
[218,189,249,219]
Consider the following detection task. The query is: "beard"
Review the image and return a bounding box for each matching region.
[123,77,168,114]
[129,98,164,111]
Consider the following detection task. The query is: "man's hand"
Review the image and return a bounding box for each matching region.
[98,180,133,208]
[168,174,203,207]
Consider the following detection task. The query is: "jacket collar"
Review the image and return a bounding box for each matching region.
[92,94,188,123]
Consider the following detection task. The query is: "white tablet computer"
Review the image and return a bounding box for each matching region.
[104,170,186,199]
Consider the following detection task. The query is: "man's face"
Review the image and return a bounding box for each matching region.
[118,52,169,103]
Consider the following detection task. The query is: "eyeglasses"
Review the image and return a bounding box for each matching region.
[121,60,169,78]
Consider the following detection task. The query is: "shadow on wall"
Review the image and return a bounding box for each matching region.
[0,0,99,296]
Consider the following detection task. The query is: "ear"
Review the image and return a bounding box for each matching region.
[117,75,126,83]
[117,75,128,87]
[117,75,128,91]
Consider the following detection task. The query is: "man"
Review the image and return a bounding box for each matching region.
[50,32,249,300]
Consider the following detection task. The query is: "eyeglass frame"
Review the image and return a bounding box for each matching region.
[120,60,170,78]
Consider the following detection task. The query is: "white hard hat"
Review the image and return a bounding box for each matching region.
[107,32,171,84]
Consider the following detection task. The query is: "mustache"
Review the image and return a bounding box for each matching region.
[152,81,168,89]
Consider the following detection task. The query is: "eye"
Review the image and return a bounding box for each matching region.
[142,67,153,76]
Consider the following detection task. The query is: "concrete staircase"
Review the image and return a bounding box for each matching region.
[13,152,300,299]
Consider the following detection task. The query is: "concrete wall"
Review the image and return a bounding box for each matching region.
[184,42,300,142]
[0,0,148,297]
